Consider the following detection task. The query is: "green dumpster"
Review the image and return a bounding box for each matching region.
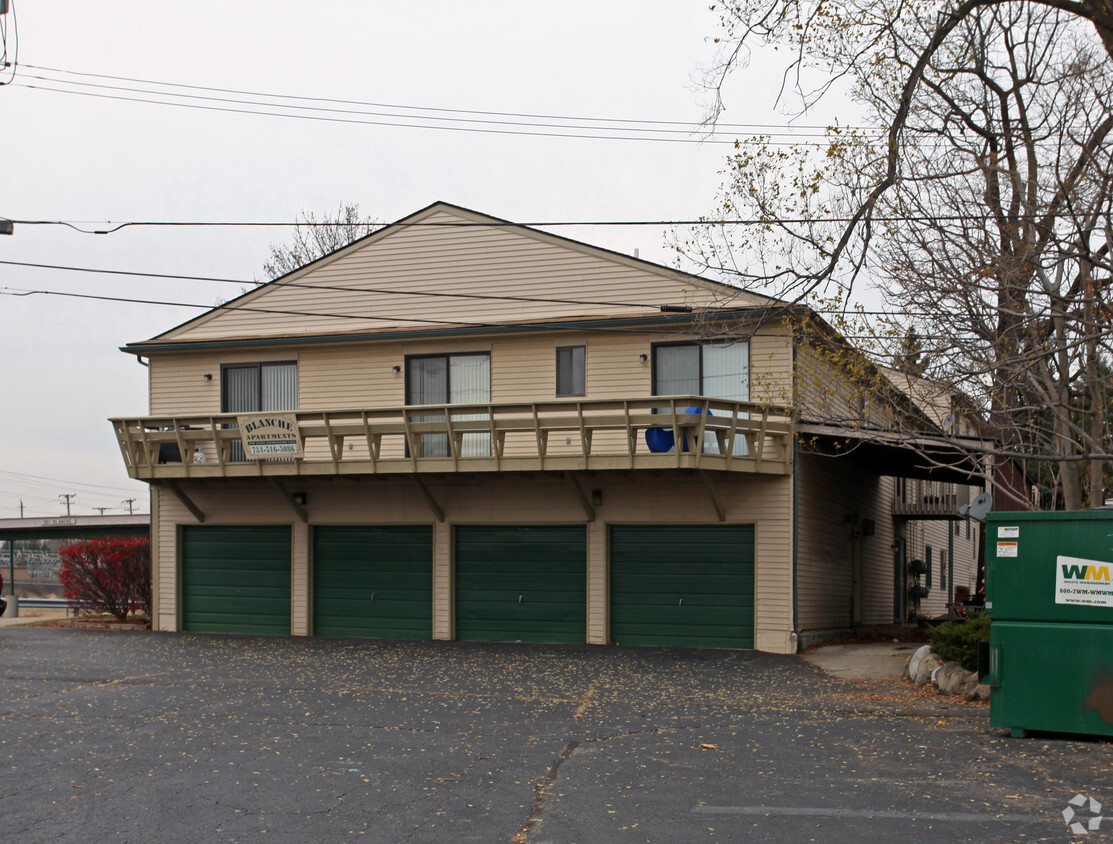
[985,510,1113,738]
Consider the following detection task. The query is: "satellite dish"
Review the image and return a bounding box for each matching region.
[958,491,993,522]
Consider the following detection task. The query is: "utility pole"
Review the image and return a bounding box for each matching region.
[19,499,24,518]
[93,507,111,516]
[58,494,76,516]
[121,498,136,515]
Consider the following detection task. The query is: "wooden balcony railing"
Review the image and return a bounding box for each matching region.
[892,478,962,519]
[111,396,794,480]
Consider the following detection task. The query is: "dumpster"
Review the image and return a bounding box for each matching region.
[984,510,1113,738]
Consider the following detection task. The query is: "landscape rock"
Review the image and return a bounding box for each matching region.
[906,644,933,680]
[965,681,991,702]
[913,652,944,685]
[933,661,973,695]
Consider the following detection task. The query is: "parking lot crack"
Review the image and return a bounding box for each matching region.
[513,739,580,843]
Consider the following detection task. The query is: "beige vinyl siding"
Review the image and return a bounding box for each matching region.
[150,471,797,652]
[150,486,161,631]
[750,324,794,406]
[156,206,768,344]
[796,453,899,633]
[794,342,901,429]
[149,350,300,415]
[150,353,225,414]
[145,325,792,419]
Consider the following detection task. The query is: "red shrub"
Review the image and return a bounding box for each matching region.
[58,537,151,622]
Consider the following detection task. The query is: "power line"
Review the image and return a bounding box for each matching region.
[7,212,1048,234]
[2,284,748,336]
[0,469,144,495]
[21,82,815,146]
[21,62,876,136]
[1,280,1034,335]
[0,258,664,309]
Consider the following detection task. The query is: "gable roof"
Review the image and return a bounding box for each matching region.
[127,202,777,351]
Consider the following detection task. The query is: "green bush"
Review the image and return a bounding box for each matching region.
[930,610,990,672]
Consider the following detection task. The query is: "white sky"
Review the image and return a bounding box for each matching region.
[0,1,856,518]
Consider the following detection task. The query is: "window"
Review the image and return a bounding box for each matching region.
[652,341,750,454]
[653,342,749,402]
[221,362,297,462]
[406,353,491,457]
[556,346,585,396]
[221,362,298,413]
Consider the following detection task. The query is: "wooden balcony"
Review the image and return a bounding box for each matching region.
[111,396,795,481]
[892,478,961,519]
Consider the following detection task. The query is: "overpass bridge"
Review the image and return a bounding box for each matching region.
[0,514,150,597]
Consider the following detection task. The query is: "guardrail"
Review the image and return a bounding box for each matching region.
[111,395,795,480]
[14,597,72,613]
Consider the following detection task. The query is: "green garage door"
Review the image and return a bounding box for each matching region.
[456,525,586,644]
[610,525,755,649]
[181,525,291,635]
[313,526,433,639]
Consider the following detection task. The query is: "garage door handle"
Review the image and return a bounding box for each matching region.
[678,598,684,607]
[371,593,375,601]
[518,595,523,603]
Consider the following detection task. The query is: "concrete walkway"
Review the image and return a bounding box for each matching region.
[801,639,922,681]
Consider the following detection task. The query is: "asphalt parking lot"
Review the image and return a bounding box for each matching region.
[1,629,1110,842]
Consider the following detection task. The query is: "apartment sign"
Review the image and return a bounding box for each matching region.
[238,413,303,458]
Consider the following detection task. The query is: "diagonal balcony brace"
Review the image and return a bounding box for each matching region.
[564,472,596,522]
[698,470,726,522]
[269,479,309,524]
[411,475,445,523]
[161,481,205,523]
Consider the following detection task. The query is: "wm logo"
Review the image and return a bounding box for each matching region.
[1061,563,1112,581]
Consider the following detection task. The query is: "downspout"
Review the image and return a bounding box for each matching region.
[791,341,801,651]
[948,516,955,601]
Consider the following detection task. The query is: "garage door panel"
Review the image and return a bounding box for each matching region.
[313,526,432,639]
[181,526,292,635]
[456,526,586,644]
[610,525,754,649]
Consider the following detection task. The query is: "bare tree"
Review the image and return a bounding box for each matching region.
[261,202,378,281]
[691,2,1113,508]
[895,8,1111,507]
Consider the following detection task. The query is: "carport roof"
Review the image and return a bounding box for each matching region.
[797,422,991,484]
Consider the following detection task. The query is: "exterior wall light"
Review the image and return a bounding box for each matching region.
[392,365,402,374]
[203,373,213,381]
[639,354,648,363]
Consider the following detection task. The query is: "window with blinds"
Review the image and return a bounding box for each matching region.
[652,342,750,455]
[221,362,298,461]
[405,353,491,458]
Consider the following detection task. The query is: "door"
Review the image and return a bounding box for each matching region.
[455,525,586,643]
[406,353,491,458]
[313,526,433,639]
[181,525,291,634]
[653,342,750,454]
[610,525,755,649]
